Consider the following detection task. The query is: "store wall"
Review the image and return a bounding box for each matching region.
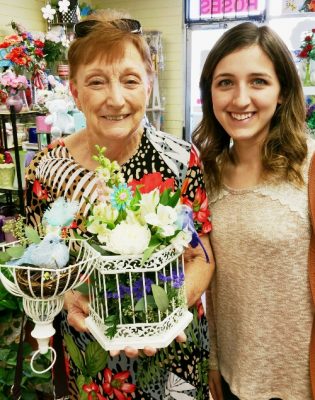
[93,0,185,138]
[0,0,46,36]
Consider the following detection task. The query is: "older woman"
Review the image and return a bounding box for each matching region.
[25,9,214,399]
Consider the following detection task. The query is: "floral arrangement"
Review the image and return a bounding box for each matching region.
[43,26,69,65]
[86,146,195,262]
[0,22,46,77]
[297,29,315,60]
[82,145,210,339]
[0,70,29,95]
[306,95,315,130]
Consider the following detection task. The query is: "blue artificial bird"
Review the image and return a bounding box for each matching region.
[43,197,79,231]
[177,204,210,263]
[8,233,70,269]
[8,198,79,269]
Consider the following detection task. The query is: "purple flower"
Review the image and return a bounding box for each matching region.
[158,271,185,289]
[106,284,130,299]
[172,272,185,289]
[133,277,153,300]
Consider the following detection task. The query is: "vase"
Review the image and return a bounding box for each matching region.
[5,91,24,113]
[304,60,313,86]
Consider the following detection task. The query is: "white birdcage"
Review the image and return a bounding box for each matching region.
[84,241,193,350]
[0,238,97,373]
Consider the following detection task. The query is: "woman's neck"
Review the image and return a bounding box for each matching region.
[64,127,144,170]
[223,142,263,189]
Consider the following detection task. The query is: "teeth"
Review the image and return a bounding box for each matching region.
[231,112,253,121]
[105,115,126,121]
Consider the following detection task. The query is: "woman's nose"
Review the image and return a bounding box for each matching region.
[232,85,251,107]
[106,84,125,107]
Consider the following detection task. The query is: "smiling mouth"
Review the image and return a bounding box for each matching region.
[103,115,129,121]
[230,112,254,121]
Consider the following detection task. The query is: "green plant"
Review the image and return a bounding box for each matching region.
[0,280,52,399]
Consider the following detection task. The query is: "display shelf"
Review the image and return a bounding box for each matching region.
[0,109,39,215]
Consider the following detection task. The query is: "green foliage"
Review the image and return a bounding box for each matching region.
[0,279,51,397]
[151,284,169,312]
[43,40,66,64]
[64,333,108,393]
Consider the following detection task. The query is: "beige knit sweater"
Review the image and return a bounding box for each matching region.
[207,140,315,400]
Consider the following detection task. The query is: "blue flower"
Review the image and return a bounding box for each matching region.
[110,183,133,211]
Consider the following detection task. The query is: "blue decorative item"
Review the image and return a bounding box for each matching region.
[8,233,69,269]
[177,204,209,263]
[43,197,79,230]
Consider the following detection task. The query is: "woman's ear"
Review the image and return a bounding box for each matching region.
[70,80,81,110]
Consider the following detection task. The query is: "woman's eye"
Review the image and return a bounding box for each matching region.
[218,79,232,87]
[252,78,267,86]
[123,76,140,86]
[87,79,104,87]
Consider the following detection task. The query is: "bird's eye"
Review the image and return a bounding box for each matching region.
[50,240,53,244]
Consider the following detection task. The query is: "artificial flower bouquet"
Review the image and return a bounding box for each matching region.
[0,22,46,77]
[83,146,207,350]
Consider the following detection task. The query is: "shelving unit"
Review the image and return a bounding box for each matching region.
[0,109,38,215]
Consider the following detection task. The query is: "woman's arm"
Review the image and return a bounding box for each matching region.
[184,234,215,307]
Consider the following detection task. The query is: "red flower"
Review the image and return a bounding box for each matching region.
[128,172,175,194]
[103,368,136,400]
[34,40,44,48]
[82,381,107,400]
[32,179,48,201]
[182,187,211,234]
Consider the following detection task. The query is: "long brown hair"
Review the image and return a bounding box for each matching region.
[193,22,307,197]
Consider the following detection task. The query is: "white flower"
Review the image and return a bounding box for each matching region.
[106,222,151,255]
[145,204,178,237]
[125,209,142,225]
[92,203,118,224]
[138,189,160,221]
[86,220,110,243]
[58,0,70,14]
[41,4,56,21]
[170,230,192,253]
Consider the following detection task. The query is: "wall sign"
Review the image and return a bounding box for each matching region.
[186,0,266,22]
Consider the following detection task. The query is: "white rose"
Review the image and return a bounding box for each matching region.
[106,222,151,255]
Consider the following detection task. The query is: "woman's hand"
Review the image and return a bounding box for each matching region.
[209,370,223,400]
[64,290,90,332]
